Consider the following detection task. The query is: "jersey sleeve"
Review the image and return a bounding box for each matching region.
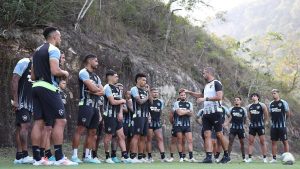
[13,58,30,76]
[159,99,165,110]
[79,69,90,81]
[130,87,139,98]
[196,109,204,118]
[104,85,112,97]
[214,80,223,92]
[282,100,290,112]
[172,101,179,111]
[223,106,230,117]
[242,107,248,117]
[48,44,61,60]
[259,102,267,110]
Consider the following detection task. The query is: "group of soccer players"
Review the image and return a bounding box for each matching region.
[11,27,292,166]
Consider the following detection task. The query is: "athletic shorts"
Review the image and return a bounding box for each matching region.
[15,108,32,126]
[271,127,287,141]
[132,117,148,136]
[249,127,265,136]
[149,120,162,131]
[32,86,65,126]
[230,128,245,139]
[77,105,99,129]
[173,126,191,135]
[104,116,123,134]
[201,128,217,140]
[123,122,134,137]
[171,127,177,137]
[202,112,223,133]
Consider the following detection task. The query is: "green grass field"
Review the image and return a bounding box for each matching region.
[1,158,298,169]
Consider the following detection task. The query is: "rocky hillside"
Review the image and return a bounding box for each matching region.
[1,0,300,155]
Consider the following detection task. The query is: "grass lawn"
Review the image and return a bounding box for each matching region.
[1,158,298,169]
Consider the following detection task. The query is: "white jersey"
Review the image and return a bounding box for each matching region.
[203,80,223,113]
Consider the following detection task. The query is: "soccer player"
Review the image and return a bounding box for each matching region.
[11,56,34,164]
[246,93,269,163]
[269,89,290,163]
[182,67,230,163]
[71,54,103,164]
[146,88,167,162]
[227,97,247,162]
[129,73,151,163]
[31,27,76,165]
[172,91,197,163]
[103,70,131,163]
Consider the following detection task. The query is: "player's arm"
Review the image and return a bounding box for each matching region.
[117,105,123,122]
[262,103,269,125]
[283,100,291,119]
[131,87,148,105]
[105,86,126,105]
[30,64,36,81]
[180,88,203,98]
[49,49,68,78]
[11,74,20,109]
[126,99,133,112]
[176,108,191,116]
[169,111,174,124]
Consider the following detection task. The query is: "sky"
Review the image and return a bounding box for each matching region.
[164,0,256,26]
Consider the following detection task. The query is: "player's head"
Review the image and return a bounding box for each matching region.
[43,27,61,47]
[178,90,186,101]
[60,51,65,66]
[271,89,280,100]
[151,88,159,99]
[234,96,242,106]
[203,67,215,81]
[59,79,67,90]
[135,73,147,87]
[250,93,260,102]
[106,69,118,84]
[83,54,98,69]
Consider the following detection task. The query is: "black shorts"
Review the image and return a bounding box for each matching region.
[15,108,32,126]
[202,112,223,133]
[271,128,287,141]
[173,126,191,135]
[32,87,65,126]
[171,128,177,137]
[201,127,217,140]
[249,127,265,136]
[230,128,245,139]
[123,122,134,137]
[104,116,123,134]
[149,120,162,131]
[132,117,148,136]
[77,105,99,129]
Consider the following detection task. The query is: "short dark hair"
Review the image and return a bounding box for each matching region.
[43,27,58,39]
[234,96,242,101]
[250,93,260,99]
[106,69,117,78]
[151,87,159,91]
[204,67,215,75]
[135,73,146,83]
[83,54,97,64]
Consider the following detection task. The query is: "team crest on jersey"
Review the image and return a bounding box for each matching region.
[186,103,190,107]
[82,118,86,123]
[278,103,282,107]
[239,109,243,112]
[137,128,140,132]
[108,127,111,131]
[256,106,260,109]
[22,115,28,121]
[157,102,161,106]
[58,109,64,116]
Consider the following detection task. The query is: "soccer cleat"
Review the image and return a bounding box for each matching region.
[160,158,169,162]
[269,159,277,163]
[220,156,231,164]
[71,156,83,163]
[148,158,155,163]
[54,157,78,166]
[215,158,221,163]
[48,156,56,161]
[84,157,101,164]
[183,157,191,162]
[189,158,198,163]
[33,157,53,166]
[120,157,132,163]
[179,158,184,162]
[22,156,34,164]
[13,159,23,164]
[165,157,174,163]
[105,158,115,164]
[245,158,253,163]
[242,158,247,162]
[112,157,121,163]
[130,158,143,163]
[140,158,149,163]
[263,158,268,163]
[201,157,213,163]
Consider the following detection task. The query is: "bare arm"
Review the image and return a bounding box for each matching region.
[169,111,174,124]
[127,99,133,112]
[11,74,20,109]
[30,64,36,81]
[83,80,103,94]
[176,108,191,116]
[107,96,126,105]
[181,88,203,98]
[262,104,269,125]
[134,96,149,105]
[49,59,68,77]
